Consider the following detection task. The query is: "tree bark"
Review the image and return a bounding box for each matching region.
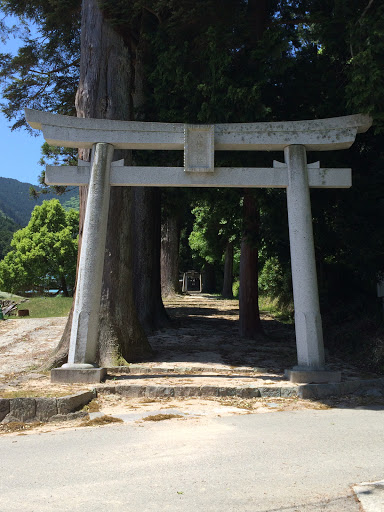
[131,17,169,332]
[161,213,181,297]
[202,262,216,293]
[44,0,152,368]
[222,241,234,299]
[247,0,268,43]
[60,275,69,297]
[239,191,263,338]
[133,187,169,332]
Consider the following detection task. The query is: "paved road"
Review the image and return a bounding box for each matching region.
[0,408,383,511]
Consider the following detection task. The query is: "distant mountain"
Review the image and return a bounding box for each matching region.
[0,177,79,226]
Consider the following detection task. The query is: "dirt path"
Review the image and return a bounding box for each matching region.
[152,294,298,371]
[0,317,66,379]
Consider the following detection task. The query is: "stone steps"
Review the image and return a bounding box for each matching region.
[96,375,384,400]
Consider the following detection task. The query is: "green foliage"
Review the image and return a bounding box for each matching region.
[258,257,284,296]
[0,0,80,129]
[61,195,79,211]
[0,213,20,259]
[189,190,241,268]
[304,0,384,130]
[0,199,78,295]
[258,256,293,310]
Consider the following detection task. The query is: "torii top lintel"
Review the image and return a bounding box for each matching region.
[25,109,372,152]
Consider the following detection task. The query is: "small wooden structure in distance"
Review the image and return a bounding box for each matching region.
[182,271,202,293]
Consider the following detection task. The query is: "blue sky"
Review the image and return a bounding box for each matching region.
[0,18,46,186]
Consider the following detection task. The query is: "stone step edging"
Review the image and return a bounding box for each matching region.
[96,377,384,400]
[298,377,384,399]
[97,384,298,399]
[106,365,268,375]
[0,390,96,424]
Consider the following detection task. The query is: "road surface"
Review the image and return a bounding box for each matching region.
[1,407,383,511]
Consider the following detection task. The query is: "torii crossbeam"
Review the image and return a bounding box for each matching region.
[25,109,372,384]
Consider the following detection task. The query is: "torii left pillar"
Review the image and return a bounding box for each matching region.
[51,143,114,383]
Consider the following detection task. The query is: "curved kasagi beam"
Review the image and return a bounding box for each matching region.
[25,109,372,151]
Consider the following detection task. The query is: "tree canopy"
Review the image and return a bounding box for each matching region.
[0,199,79,296]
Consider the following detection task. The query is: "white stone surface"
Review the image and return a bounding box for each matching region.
[25,109,372,151]
[67,143,114,366]
[184,125,214,172]
[45,165,352,188]
[353,480,384,512]
[285,145,325,370]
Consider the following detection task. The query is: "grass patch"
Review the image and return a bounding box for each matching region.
[142,413,183,422]
[0,291,25,300]
[83,399,100,412]
[7,296,73,318]
[259,295,294,323]
[0,421,42,434]
[80,415,123,427]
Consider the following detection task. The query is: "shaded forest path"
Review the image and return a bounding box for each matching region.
[138,293,364,381]
[149,293,298,372]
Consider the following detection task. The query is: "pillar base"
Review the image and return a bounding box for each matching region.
[285,368,341,384]
[51,367,107,384]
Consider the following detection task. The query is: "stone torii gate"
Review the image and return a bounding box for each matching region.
[25,109,371,384]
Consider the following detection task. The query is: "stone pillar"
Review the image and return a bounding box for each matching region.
[51,143,114,383]
[284,145,340,383]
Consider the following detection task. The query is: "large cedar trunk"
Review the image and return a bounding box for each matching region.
[131,13,169,333]
[133,187,169,332]
[161,213,181,297]
[45,0,152,368]
[239,191,263,338]
[222,241,234,299]
[202,263,216,293]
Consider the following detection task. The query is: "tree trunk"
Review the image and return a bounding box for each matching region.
[239,191,263,338]
[60,275,69,297]
[202,263,216,293]
[247,0,268,43]
[131,19,169,332]
[133,187,169,332]
[44,0,152,368]
[222,241,234,299]
[161,213,181,297]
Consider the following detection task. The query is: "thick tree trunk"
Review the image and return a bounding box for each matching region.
[44,0,152,368]
[222,241,234,299]
[239,191,263,338]
[202,263,216,293]
[161,213,181,297]
[131,20,169,332]
[133,187,169,332]
[247,0,268,43]
[60,275,69,297]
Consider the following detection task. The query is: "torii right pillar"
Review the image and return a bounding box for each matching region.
[284,145,337,383]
